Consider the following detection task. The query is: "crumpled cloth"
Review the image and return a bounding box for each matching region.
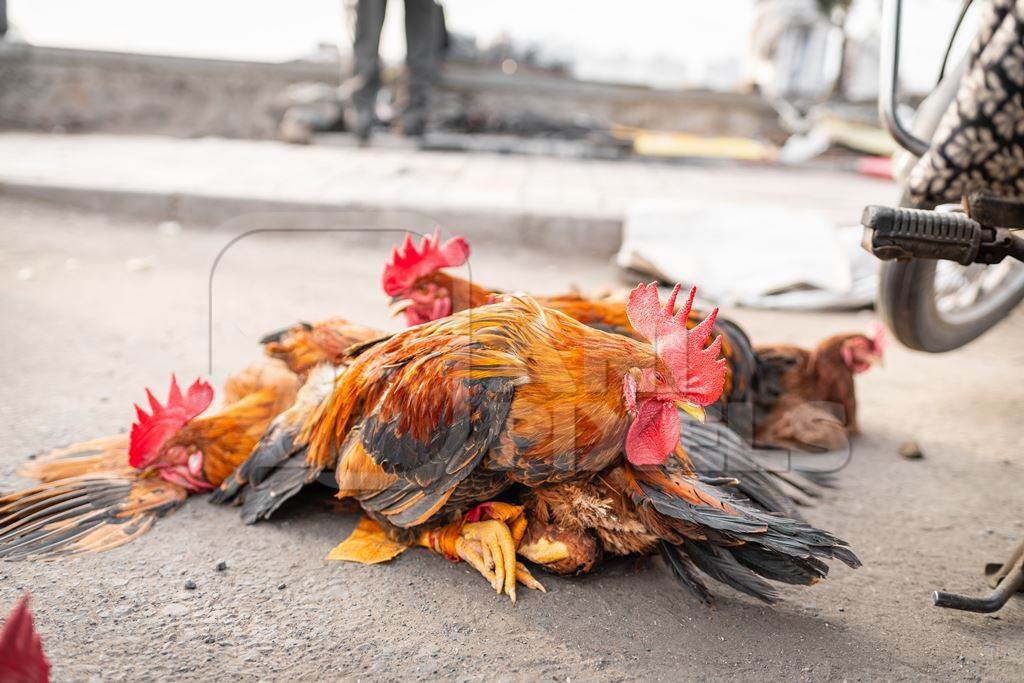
[617,199,877,310]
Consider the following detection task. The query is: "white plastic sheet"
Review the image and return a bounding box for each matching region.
[617,200,877,310]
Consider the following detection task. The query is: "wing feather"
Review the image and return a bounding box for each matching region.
[352,373,517,527]
[310,308,531,529]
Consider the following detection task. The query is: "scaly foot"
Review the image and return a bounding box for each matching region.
[421,502,545,602]
[457,519,546,601]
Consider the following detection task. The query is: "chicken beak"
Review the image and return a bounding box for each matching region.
[675,400,706,423]
[389,298,413,318]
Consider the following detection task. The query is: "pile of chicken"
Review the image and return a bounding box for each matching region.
[0,231,885,605]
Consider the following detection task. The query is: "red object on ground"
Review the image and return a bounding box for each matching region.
[856,156,894,180]
[0,594,50,683]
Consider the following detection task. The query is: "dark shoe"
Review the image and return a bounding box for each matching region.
[352,109,374,144]
[354,120,372,144]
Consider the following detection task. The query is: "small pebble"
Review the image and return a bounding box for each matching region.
[215,560,228,572]
[277,583,286,590]
[898,440,923,459]
[184,579,197,590]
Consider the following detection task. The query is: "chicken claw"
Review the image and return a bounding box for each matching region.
[515,561,546,593]
[456,520,545,601]
[458,519,518,601]
[419,502,545,601]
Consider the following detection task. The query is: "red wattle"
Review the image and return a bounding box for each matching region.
[625,399,679,466]
[158,466,214,493]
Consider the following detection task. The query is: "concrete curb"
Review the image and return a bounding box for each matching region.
[0,180,623,257]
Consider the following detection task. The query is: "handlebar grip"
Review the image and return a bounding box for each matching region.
[861,205,982,264]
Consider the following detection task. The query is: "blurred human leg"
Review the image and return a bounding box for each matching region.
[402,0,441,136]
[352,0,388,140]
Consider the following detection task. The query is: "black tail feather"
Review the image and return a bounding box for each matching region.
[213,362,337,521]
[210,434,314,520]
[729,544,831,585]
[340,333,394,361]
[658,541,712,605]
[681,418,809,519]
[210,426,299,507]
[682,539,778,604]
[630,451,859,603]
[238,452,319,524]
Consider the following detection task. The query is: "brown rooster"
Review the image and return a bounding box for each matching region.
[269,283,858,602]
[0,359,299,559]
[382,230,882,451]
[752,325,886,451]
[374,233,870,595]
[217,340,832,599]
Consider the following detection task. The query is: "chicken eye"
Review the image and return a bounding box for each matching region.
[654,371,665,383]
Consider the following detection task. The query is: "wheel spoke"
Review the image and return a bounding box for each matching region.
[933,262,1022,315]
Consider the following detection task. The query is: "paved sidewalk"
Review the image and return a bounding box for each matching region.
[0,132,895,254]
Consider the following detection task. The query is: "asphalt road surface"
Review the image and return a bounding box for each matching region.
[2,199,1022,680]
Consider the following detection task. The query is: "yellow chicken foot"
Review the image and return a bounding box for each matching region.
[419,501,545,602]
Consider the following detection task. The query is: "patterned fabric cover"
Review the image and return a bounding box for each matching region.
[907,0,1024,208]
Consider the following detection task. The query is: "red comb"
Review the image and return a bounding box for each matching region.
[128,375,213,468]
[0,594,50,683]
[626,283,726,406]
[381,229,470,296]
